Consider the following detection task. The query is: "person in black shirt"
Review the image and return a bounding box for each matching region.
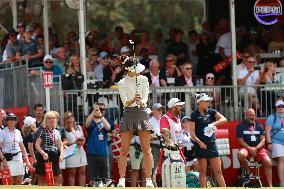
[33,104,45,128]
[189,93,227,187]
[103,53,123,88]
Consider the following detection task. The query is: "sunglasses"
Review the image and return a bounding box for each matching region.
[185,67,192,70]
[207,77,215,80]
[277,105,284,108]
[45,61,53,64]
[7,118,17,121]
[103,56,109,60]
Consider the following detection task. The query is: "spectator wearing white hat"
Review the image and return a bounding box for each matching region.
[94,51,109,81]
[160,98,185,143]
[22,116,37,163]
[117,57,154,187]
[30,54,62,82]
[205,73,221,109]
[0,113,31,185]
[265,100,284,187]
[189,93,227,187]
[120,46,131,56]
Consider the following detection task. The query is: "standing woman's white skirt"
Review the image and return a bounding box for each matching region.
[6,160,25,176]
[65,146,88,168]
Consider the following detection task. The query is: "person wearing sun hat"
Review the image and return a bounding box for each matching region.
[265,99,284,187]
[0,113,31,185]
[22,116,37,165]
[189,93,227,187]
[117,56,154,187]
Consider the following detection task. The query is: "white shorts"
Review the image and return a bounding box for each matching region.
[65,147,88,168]
[7,160,25,176]
[272,143,284,158]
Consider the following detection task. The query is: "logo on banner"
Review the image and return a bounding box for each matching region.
[254,0,282,25]
[43,71,53,88]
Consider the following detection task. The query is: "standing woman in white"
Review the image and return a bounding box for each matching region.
[117,57,154,187]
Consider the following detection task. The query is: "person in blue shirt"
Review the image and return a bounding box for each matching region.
[189,93,227,187]
[85,104,111,186]
[30,54,62,82]
[266,100,284,187]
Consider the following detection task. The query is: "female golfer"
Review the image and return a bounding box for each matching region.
[117,57,154,187]
[189,93,227,187]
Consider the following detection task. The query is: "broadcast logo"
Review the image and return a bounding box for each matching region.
[254,0,282,25]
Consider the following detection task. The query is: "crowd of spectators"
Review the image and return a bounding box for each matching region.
[1,19,284,91]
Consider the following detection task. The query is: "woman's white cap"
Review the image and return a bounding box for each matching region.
[167,98,185,108]
[125,63,145,74]
[196,93,213,103]
[24,116,36,126]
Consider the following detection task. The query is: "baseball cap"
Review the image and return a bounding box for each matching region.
[17,22,26,28]
[167,98,185,108]
[275,100,284,107]
[152,103,163,110]
[120,46,130,54]
[181,116,191,123]
[206,73,215,80]
[196,93,213,103]
[24,116,36,126]
[43,54,53,62]
[99,51,108,59]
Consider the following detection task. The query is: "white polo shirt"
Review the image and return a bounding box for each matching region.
[238,69,259,95]
[0,127,23,160]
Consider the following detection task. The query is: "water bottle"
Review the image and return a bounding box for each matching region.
[200,79,204,86]
[196,79,200,86]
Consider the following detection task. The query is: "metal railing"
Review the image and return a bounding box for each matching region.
[0,61,283,124]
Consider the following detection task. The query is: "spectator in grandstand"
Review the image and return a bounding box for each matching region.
[144,59,167,87]
[187,30,199,75]
[86,48,99,74]
[31,23,43,41]
[260,62,276,84]
[34,111,64,186]
[166,29,188,67]
[0,113,31,185]
[237,56,263,112]
[0,108,6,129]
[175,62,197,86]
[94,51,109,81]
[236,51,251,73]
[53,47,68,72]
[181,116,198,172]
[149,103,163,171]
[117,60,154,187]
[16,22,26,40]
[120,45,131,56]
[135,30,157,55]
[33,103,45,128]
[160,98,185,143]
[30,55,63,82]
[36,34,45,59]
[140,48,152,69]
[103,53,123,87]
[153,30,167,67]
[265,100,284,187]
[205,73,221,109]
[196,32,216,78]
[62,55,84,90]
[160,54,182,85]
[189,93,227,187]
[237,108,272,186]
[63,111,87,186]
[85,104,111,186]
[17,30,44,67]
[3,29,20,62]
[268,30,284,53]
[111,26,124,54]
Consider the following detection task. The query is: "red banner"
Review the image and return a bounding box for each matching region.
[1,167,12,185]
[45,162,55,186]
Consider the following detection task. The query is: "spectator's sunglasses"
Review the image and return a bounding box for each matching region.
[185,67,192,70]
[207,77,215,80]
[277,105,284,108]
[7,117,17,121]
[45,61,53,64]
